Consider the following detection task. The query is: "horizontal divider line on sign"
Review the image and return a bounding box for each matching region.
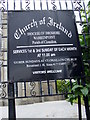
[16,44,74,49]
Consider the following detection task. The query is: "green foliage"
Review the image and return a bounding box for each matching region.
[57,2,90,105]
[81,87,88,96]
[57,79,90,105]
[79,1,90,65]
[67,81,90,105]
[79,2,90,77]
[57,80,69,94]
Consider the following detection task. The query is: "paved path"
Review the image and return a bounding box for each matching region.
[0,100,86,119]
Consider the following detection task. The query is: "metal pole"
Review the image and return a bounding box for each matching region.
[83,96,90,120]
[8,82,16,120]
[81,77,89,119]
[55,80,58,94]
[77,79,82,120]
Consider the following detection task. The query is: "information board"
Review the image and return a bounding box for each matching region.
[8,10,83,81]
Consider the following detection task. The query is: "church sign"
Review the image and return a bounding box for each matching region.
[8,10,83,81]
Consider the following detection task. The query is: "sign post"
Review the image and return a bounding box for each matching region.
[8,82,16,120]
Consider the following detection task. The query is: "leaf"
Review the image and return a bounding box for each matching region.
[81,15,86,18]
[72,85,83,91]
[86,84,90,89]
[81,87,89,97]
